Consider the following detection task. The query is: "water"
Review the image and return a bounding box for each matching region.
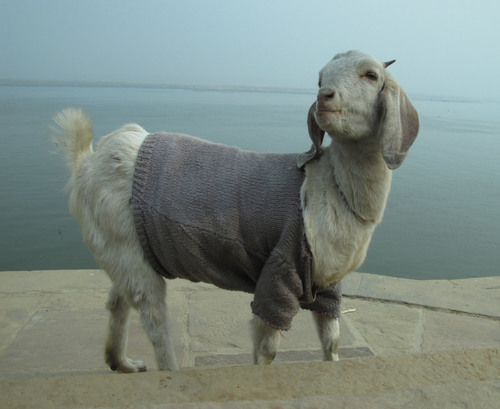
[1,85,499,280]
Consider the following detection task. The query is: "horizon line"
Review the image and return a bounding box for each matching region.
[0,78,315,95]
[0,78,495,103]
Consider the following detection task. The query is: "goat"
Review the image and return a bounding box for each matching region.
[51,50,419,372]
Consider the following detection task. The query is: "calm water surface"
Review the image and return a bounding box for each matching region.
[1,85,499,279]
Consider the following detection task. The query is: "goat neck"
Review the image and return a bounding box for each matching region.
[327,136,392,224]
[302,134,392,226]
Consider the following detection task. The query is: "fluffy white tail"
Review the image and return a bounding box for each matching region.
[50,107,94,171]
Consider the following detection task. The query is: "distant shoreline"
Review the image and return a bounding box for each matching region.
[0,78,315,96]
[0,78,495,103]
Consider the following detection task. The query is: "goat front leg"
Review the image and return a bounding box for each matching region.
[251,315,281,365]
[312,312,340,361]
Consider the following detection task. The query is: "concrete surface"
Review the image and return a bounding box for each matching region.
[0,269,499,408]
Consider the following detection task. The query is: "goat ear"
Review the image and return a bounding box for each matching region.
[378,79,419,170]
[297,102,325,169]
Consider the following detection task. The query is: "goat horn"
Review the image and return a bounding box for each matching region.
[384,60,396,68]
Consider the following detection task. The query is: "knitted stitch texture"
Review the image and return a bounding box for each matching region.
[132,132,341,330]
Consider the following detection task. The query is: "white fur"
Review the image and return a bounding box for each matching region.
[50,51,418,372]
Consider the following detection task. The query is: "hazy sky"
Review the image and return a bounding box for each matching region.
[1,0,499,99]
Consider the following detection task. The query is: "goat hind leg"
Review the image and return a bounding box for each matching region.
[134,275,178,371]
[105,284,147,372]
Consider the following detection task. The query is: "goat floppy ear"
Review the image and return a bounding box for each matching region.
[297,102,325,169]
[378,78,419,170]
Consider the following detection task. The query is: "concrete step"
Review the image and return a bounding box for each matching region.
[1,348,498,408]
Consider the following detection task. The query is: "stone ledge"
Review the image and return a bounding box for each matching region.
[1,348,498,408]
[342,272,500,318]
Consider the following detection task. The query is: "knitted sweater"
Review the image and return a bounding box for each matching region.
[132,132,342,330]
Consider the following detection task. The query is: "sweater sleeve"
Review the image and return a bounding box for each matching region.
[250,251,303,331]
[300,280,342,319]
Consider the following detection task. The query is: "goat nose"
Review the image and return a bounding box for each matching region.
[317,88,335,104]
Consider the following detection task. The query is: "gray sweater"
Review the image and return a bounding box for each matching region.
[132,132,341,330]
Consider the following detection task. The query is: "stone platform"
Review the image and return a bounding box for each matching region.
[0,270,499,408]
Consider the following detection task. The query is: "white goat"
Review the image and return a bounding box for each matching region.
[51,50,418,372]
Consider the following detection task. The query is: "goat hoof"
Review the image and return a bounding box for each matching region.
[108,358,147,373]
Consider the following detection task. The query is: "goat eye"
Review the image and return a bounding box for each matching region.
[318,80,322,88]
[365,72,378,81]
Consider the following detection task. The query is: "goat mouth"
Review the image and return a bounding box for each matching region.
[316,109,342,114]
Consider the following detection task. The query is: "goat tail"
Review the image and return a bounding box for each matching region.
[50,107,94,172]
